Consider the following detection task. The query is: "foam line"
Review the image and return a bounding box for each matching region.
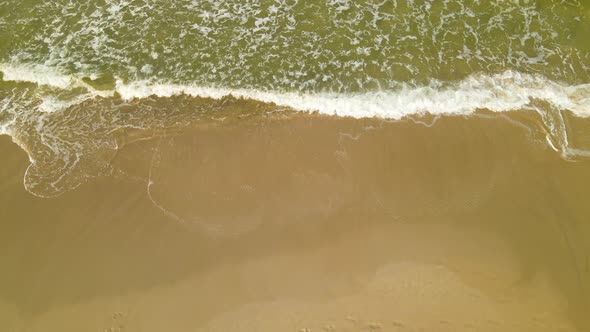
[2,62,590,119]
[115,72,590,119]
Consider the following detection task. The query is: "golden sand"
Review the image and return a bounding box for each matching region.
[0,113,588,331]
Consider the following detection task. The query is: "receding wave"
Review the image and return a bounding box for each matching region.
[1,62,590,197]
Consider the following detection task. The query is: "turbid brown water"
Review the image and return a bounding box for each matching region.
[0,111,589,331]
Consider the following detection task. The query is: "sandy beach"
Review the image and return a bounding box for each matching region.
[1,112,588,331]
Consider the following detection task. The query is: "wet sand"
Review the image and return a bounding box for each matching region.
[0,112,589,331]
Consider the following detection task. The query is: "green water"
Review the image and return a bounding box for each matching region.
[1,0,589,90]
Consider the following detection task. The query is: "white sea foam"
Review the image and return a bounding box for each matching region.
[2,62,590,119]
[0,63,115,93]
[0,63,75,89]
[37,94,96,113]
[0,63,114,113]
[115,71,590,119]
